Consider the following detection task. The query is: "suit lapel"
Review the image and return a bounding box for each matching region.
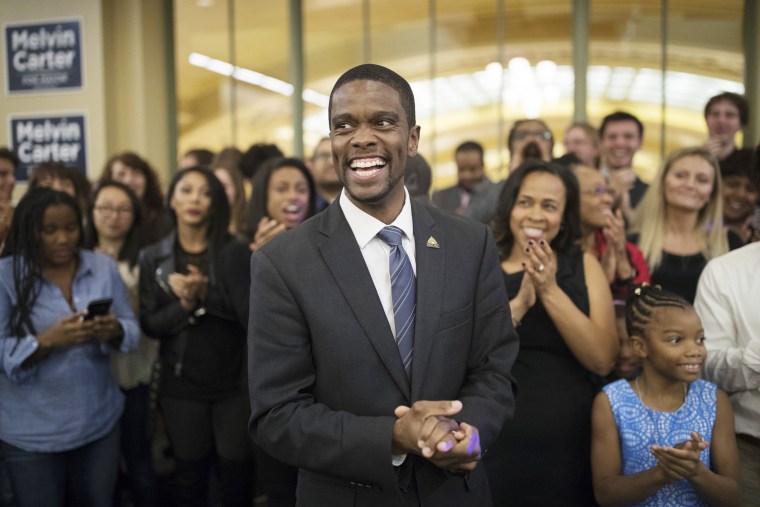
[318,203,411,398]
[409,202,444,400]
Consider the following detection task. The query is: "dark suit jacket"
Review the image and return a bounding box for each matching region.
[248,198,518,506]
[432,179,503,225]
[431,185,462,214]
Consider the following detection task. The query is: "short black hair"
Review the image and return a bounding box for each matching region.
[552,153,583,170]
[599,111,644,139]
[239,143,284,179]
[704,92,750,127]
[328,64,416,129]
[492,160,582,260]
[0,147,20,168]
[455,141,484,159]
[719,148,757,185]
[182,148,215,167]
[404,153,432,199]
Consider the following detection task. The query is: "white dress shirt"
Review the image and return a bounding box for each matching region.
[694,242,760,438]
[339,187,416,340]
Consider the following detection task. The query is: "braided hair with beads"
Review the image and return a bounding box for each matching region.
[625,283,691,339]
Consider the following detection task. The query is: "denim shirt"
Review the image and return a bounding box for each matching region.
[0,250,139,452]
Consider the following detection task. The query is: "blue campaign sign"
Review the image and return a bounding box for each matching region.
[9,114,88,182]
[5,19,83,93]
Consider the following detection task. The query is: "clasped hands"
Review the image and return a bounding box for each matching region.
[651,431,709,483]
[392,400,481,474]
[169,265,208,311]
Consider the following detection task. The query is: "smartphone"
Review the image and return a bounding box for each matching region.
[83,298,113,320]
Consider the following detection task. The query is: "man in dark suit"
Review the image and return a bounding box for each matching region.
[432,141,500,224]
[248,64,518,506]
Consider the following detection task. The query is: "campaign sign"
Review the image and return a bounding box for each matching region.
[5,19,83,93]
[9,114,87,181]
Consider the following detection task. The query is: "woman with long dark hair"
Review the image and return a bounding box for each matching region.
[139,167,250,506]
[485,160,617,506]
[85,181,159,506]
[246,157,316,247]
[0,188,139,507]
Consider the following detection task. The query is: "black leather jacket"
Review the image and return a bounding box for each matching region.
[138,231,244,398]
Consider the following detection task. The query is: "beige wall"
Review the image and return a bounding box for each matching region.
[102,0,173,187]
[3,0,173,202]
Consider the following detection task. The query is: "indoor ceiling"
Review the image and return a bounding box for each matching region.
[173,0,745,186]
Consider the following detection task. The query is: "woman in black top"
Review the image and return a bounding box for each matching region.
[139,167,250,506]
[485,160,617,506]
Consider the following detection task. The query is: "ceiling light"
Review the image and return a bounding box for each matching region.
[189,52,329,108]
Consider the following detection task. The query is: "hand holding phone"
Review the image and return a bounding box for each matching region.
[84,298,113,320]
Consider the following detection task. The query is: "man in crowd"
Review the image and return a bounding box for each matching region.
[432,141,499,224]
[507,118,554,170]
[248,63,517,506]
[599,111,648,221]
[703,91,751,164]
[309,137,343,212]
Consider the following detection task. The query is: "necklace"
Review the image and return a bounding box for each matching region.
[634,376,688,410]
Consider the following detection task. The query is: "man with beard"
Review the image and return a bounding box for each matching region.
[309,137,343,212]
[248,64,517,506]
[599,111,648,222]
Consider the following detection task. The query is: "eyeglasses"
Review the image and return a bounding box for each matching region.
[513,130,553,141]
[94,205,133,217]
[582,186,615,198]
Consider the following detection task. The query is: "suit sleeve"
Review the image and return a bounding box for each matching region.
[453,226,518,449]
[248,250,398,490]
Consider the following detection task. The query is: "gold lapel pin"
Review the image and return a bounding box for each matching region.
[426,236,440,249]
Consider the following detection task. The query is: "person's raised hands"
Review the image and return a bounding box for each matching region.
[652,432,709,481]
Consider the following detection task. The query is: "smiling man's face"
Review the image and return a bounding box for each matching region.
[329,79,419,220]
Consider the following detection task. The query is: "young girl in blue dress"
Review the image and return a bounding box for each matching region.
[591,284,740,506]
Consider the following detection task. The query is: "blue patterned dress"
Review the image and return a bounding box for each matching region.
[603,378,716,506]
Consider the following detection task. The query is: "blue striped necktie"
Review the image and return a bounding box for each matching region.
[377,226,416,378]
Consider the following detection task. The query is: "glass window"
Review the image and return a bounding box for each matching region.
[172,0,747,187]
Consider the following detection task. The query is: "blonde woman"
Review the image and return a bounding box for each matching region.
[630,147,743,302]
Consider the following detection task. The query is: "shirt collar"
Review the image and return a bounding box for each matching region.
[339,187,415,249]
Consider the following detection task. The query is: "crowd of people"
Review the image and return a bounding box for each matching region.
[0,68,758,507]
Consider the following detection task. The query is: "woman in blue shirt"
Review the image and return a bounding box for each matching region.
[0,188,139,507]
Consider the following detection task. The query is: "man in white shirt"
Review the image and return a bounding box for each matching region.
[695,242,760,506]
[248,63,518,506]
